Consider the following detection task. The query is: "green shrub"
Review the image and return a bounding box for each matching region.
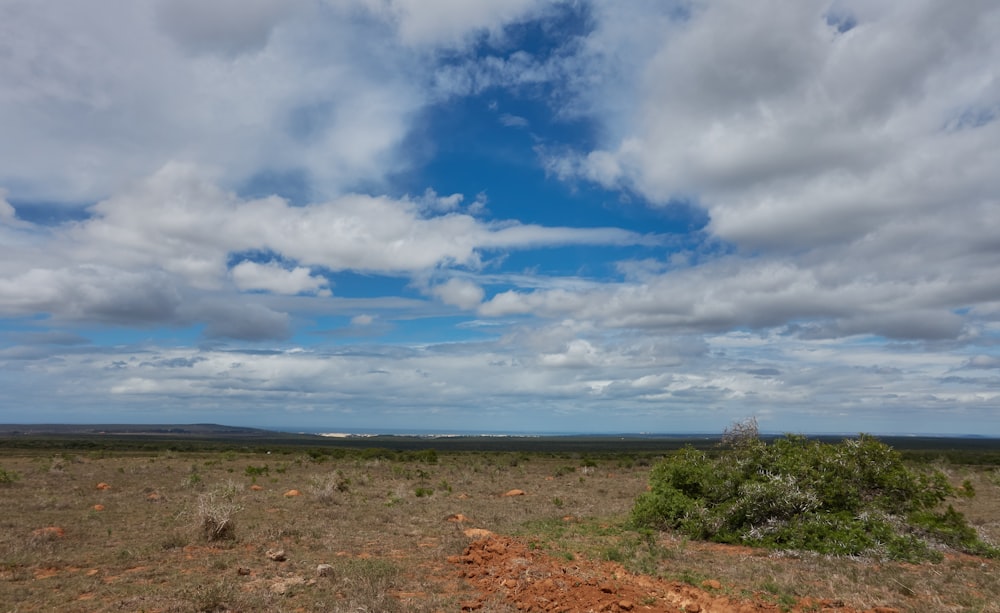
[631,430,996,561]
[244,464,269,477]
[0,467,19,484]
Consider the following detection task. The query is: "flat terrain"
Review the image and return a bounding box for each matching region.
[1,443,998,612]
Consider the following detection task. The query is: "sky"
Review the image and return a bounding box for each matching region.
[1,0,999,435]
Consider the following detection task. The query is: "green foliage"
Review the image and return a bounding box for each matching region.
[244,464,269,477]
[0,467,20,484]
[631,433,994,561]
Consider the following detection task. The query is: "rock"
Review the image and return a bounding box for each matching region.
[446,513,471,523]
[96,482,111,490]
[92,504,105,511]
[250,484,264,491]
[32,526,65,538]
[502,489,526,497]
[463,528,494,539]
[146,492,162,502]
[317,563,334,577]
[237,567,251,576]
[618,600,634,611]
[701,579,722,590]
[266,549,287,562]
[269,576,305,595]
[283,489,301,497]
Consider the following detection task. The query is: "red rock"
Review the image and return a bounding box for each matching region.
[502,489,526,497]
[283,489,301,497]
[32,526,65,538]
[96,482,111,490]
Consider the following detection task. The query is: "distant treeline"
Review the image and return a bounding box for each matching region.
[0,431,998,464]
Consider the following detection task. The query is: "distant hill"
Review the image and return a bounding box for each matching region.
[0,423,308,439]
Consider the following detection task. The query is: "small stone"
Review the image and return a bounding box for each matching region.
[92,504,105,511]
[266,549,287,562]
[317,564,334,577]
[237,566,251,576]
[250,484,264,491]
[146,492,162,502]
[283,489,301,497]
[502,489,526,497]
[618,601,634,611]
[96,482,111,490]
[32,526,65,538]
[701,579,722,590]
[446,513,471,523]
[463,528,494,539]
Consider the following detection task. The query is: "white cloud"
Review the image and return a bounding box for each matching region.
[231,260,329,295]
[0,0,423,202]
[0,163,649,330]
[5,325,996,433]
[361,0,545,47]
[155,0,300,57]
[560,0,1000,253]
[351,314,375,326]
[431,278,485,310]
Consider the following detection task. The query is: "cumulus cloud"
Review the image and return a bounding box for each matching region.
[558,0,1000,251]
[0,0,423,202]
[197,301,292,341]
[155,0,299,57]
[0,163,649,334]
[0,266,182,325]
[231,260,329,295]
[482,0,1000,346]
[2,1,999,432]
[431,278,485,310]
[478,253,994,342]
[361,0,545,47]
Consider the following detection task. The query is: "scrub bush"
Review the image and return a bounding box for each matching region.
[0,467,19,484]
[631,430,998,561]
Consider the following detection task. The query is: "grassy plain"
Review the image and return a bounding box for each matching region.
[0,439,998,612]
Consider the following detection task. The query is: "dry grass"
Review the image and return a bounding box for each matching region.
[0,450,997,612]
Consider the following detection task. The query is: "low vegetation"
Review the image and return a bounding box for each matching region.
[0,430,997,611]
[632,420,998,561]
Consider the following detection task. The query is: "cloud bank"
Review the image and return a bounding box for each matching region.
[1,0,998,434]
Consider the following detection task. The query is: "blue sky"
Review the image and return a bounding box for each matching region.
[2,0,1000,435]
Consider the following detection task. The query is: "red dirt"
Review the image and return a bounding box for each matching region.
[450,534,899,613]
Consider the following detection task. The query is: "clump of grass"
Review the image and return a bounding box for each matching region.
[196,489,243,542]
[0,467,19,485]
[244,464,269,477]
[309,472,350,503]
[333,558,401,612]
[631,422,997,561]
